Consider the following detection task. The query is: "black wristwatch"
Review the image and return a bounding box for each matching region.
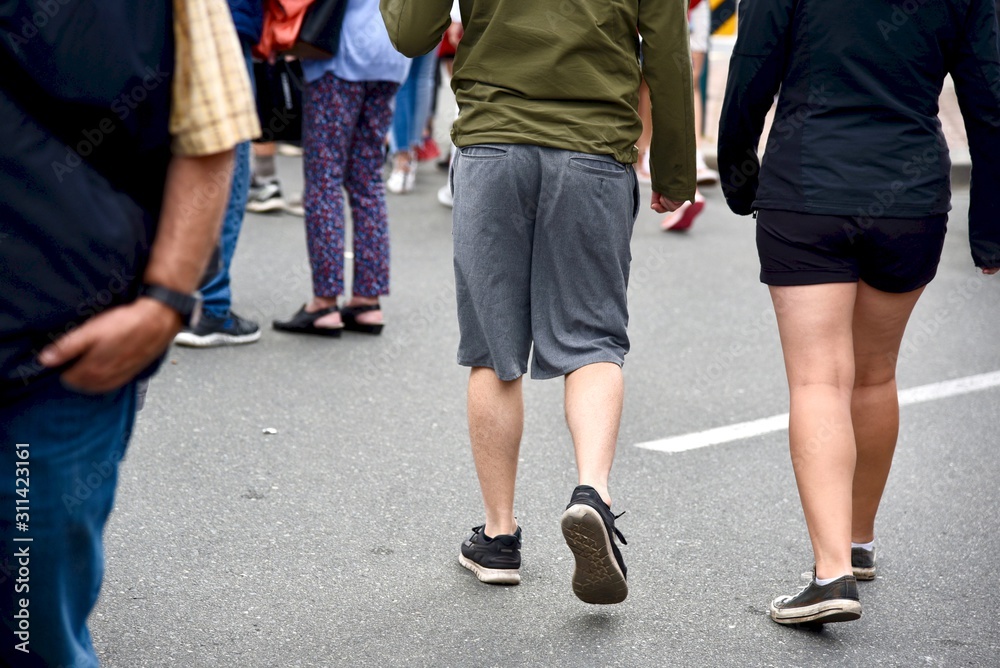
[140,284,202,328]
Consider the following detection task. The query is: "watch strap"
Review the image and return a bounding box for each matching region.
[140,284,198,326]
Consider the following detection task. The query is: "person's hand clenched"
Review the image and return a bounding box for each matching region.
[651,192,684,214]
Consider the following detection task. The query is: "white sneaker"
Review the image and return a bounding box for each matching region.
[284,193,304,217]
[696,166,720,186]
[695,150,719,186]
[386,168,415,194]
[437,184,453,208]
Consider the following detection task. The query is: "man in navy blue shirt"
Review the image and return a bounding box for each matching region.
[0,2,258,664]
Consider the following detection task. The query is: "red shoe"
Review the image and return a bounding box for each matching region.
[415,137,441,162]
[660,192,705,232]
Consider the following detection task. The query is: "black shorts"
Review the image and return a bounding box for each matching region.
[755,209,948,293]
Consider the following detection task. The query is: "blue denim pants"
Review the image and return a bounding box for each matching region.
[200,39,255,319]
[390,51,437,153]
[0,380,137,668]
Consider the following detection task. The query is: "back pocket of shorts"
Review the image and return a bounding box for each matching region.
[568,156,627,177]
[459,145,508,159]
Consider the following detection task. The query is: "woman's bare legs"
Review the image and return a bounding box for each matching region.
[850,281,925,543]
[770,283,857,580]
[771,280,927,577]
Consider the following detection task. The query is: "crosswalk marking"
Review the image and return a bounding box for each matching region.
[634,370,1000,454]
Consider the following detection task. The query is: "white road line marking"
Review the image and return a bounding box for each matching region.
[635,370,1000,454]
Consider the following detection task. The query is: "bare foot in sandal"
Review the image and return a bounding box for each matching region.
[342,297,384,334]
[306,297,342,329]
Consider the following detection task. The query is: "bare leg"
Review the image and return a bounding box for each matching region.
[851,281,925,543]
[691,51,706,143]
[253,141,276,157]
[770,283,857,580]
[252,141,277,180]
[344,295,382,325]
[306,296,342,328]
[564,362,623,507]
[468,367,522,537]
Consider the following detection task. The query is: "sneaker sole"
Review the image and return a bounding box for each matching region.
[173,331,262,348]
[458,553,520,585]
[560,505,628,605]
[246,199,286,213]
[802,566,877,582]
[770,597,862,625]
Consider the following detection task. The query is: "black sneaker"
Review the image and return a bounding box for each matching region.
[560,485,628,604]
[246,177,285,213]
[852,546,877,581]
[174,312,262,348]
[458,525,521,585]
[770,575,862,625]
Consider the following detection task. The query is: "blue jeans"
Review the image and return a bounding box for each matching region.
[200,39,255,319]
[390,52,437,153]
[0,380,137,668]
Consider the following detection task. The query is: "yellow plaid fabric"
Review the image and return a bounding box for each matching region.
[171,0,261,156]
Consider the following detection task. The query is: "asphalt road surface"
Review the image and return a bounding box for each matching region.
[91,158,999,667]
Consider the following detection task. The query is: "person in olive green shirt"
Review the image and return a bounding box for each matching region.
[381,0,695,604]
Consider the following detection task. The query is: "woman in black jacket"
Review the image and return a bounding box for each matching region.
[718,0,999,626]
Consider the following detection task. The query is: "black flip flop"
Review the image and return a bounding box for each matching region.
[340,303,384,335]
[272,304,343,337]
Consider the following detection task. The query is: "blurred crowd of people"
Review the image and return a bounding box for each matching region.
[3,0,997,664]
[175,0,729,349]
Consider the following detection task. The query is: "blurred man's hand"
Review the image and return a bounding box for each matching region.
[651,192,684,213]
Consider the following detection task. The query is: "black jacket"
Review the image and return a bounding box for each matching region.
[0,2,175,402]
[718,0,1000,268]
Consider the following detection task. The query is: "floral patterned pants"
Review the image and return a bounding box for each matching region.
[303,73,398,298]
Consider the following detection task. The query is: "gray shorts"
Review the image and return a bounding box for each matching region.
[452,143,640,381]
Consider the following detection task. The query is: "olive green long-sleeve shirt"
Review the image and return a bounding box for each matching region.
[380,0,696,201]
